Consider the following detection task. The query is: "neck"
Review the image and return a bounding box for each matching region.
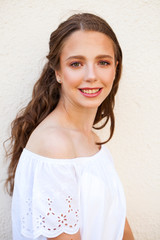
[53,98,98,134]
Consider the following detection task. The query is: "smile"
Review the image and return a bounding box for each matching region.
[80,89,100,94]
[79,88,102,97]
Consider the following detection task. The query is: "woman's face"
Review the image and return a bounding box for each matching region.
[56,30,117,110]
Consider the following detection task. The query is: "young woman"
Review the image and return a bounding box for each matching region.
[5,13,134,240]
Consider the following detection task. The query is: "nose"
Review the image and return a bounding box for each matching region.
[84,63,97,82]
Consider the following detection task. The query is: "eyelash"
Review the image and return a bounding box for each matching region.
[98,61,110,66]
[70,62,82,67]
[70,60,110,68]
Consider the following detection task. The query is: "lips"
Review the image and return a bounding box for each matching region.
[78,88,102,97]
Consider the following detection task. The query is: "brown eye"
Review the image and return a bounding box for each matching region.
[70,62,82,67]
[99,61,110,66]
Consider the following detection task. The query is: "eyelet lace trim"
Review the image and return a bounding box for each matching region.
[21,196,79,235]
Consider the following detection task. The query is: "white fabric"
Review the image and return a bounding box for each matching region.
[12,145,126,240]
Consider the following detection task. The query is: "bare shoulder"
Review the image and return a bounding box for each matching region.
[26,126,75,159]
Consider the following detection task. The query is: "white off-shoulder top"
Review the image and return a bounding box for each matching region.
[12,145,126,240]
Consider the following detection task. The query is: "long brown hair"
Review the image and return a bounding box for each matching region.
[5,13,122,195]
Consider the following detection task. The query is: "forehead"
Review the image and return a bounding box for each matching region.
[61,30,115,58]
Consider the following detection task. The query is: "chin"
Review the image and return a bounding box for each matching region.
[78,102,102,109]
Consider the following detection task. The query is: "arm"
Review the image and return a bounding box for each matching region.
[47,230,81,240]
[123,218,135,240]
[27,129,81,240]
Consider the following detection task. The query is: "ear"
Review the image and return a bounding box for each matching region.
[115,61,119,74]
[112,61,118,81]
[55,70,62,83]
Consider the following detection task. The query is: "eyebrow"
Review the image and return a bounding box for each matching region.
[65,54,113,61]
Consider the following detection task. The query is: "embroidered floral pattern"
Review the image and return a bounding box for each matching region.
[21,198,33,231]
[21,196,79,234]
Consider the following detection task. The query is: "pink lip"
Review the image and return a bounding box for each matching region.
[79,88,102,98]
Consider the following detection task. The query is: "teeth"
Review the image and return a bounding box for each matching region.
[81,89,100,94]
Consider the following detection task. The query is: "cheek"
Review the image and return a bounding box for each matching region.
[100,69,116,85]
[62,69,83,86]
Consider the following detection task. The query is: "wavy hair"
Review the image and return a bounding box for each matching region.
[5,13,122,195]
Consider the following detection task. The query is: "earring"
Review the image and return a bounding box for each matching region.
[57,79,61,83]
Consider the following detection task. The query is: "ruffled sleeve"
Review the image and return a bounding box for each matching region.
[13,149,80,239]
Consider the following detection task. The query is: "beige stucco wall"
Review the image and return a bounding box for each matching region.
[0,0,160,239]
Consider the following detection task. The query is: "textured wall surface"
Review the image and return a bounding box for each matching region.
[0,0,160,239]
